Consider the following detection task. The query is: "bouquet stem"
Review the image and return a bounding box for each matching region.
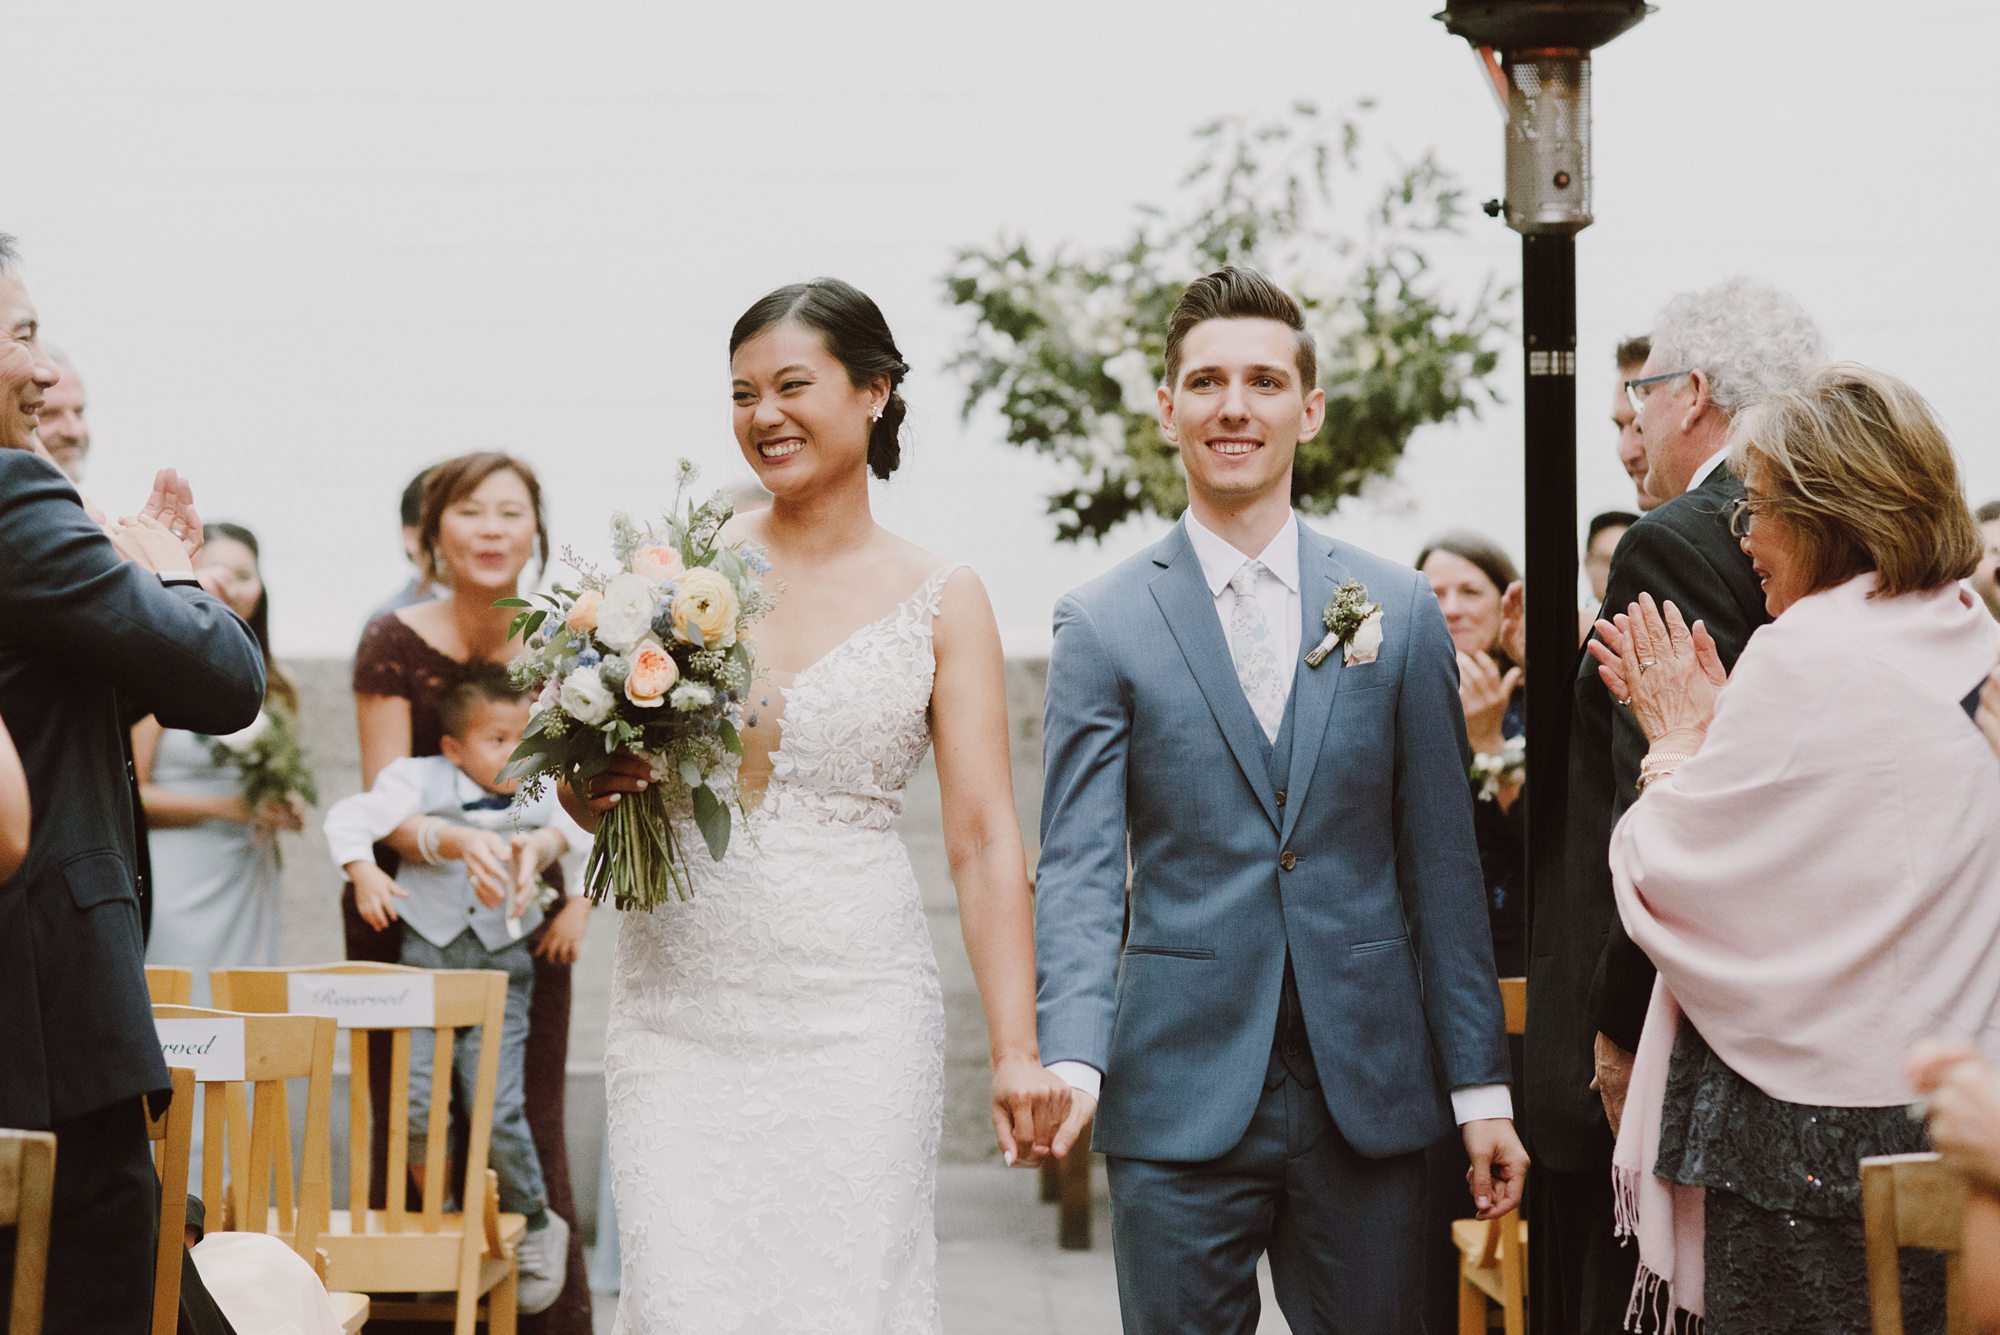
[581,783,692,911]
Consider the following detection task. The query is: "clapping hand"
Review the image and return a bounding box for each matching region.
[440,825,514,909]
[1910,1039,2000,1194]
[1457,650,1521,758]
[1976,664,2000,761]
[137,468,204,563]
[106,514,191,573]
[990,1056,1074,1169]
[1499,580,1527,670]
[1587,593,1727,749]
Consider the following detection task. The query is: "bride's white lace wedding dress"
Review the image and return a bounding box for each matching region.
[605,564,961,1334]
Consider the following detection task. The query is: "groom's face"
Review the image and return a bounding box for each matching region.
[1159,317,1324,508]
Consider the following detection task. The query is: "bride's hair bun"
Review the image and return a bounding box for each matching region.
[729,279,911,480]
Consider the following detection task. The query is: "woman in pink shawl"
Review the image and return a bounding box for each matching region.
[1590,363,2000,1333]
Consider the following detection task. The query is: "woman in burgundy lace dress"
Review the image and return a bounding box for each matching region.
[349,451,593,1334]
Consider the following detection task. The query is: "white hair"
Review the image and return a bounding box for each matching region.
[1649,277,1825,418]
[0,232,17,276]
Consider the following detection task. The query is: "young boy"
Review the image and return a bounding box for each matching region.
[323,667,587,1314]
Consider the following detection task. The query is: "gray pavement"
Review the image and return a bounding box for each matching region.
[590,1161,1289,1333]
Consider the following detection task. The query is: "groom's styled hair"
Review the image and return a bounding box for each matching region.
[1163,266,1317,392]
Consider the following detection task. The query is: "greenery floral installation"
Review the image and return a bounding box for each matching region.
[943,101,1508,541]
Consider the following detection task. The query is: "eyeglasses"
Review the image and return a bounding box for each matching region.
[1624,369,1692,416]
[1727,496,1771,539]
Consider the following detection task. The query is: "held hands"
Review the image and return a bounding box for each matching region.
[438,825,515,909]
[1591,1031,1637,1137]
[1462,1118,1529,1221]
[349,862,410,930]
[1587,593,1726,748]
[990,1056,1075,1169]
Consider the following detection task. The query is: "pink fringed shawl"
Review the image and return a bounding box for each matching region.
[1608,575,2000,1329]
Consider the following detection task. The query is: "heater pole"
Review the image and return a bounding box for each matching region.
[1520,229,1578,936]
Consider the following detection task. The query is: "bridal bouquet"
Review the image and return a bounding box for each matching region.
[498,463,773,910]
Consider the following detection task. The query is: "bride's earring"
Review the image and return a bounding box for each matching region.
[869,401,885,423]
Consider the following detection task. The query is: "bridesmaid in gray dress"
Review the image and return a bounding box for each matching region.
[137,522,303,1005]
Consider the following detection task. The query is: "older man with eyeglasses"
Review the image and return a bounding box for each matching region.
[1523,277,1824,1335]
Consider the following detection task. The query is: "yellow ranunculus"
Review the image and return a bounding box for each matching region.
[671,568,740,649]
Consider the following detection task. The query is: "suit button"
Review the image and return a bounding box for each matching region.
[1279,850,1298,871]
[1275,788,1287,807]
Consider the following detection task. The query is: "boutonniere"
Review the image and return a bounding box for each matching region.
[1305,579,1385,668]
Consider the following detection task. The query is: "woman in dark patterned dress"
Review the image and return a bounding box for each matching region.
[1596,363,2000,1333]
[350,451,593,1333]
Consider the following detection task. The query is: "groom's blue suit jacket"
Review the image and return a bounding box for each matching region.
[1036,519,1509,1163]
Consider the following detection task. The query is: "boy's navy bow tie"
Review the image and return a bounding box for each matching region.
[462,793,513,812]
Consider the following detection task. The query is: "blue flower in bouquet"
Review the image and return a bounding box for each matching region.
[742,546,772,576]
[576,646,601,669]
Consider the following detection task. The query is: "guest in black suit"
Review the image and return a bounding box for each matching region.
[0,235,266,1333]
[1523,277,1824,1334]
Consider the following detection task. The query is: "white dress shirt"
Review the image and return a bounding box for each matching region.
[1052,510,1512,1126]
[1686,447,1729,495]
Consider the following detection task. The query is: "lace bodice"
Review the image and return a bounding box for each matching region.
[759,564,962,832]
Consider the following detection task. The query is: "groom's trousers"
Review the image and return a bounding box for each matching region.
[1105,963,1426,1335]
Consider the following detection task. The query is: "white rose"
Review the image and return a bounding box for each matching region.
[559,665,615,726]
[594,572,659,653]
[1347,608,1385,663]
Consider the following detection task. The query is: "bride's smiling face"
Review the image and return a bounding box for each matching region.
[730,320,881,496]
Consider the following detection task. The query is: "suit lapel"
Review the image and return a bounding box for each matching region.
[1149,526,1280,830]
[1281,530,1347,844]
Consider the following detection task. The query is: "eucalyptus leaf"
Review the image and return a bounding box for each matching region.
[718,719,743,756]
[690,784,731,861]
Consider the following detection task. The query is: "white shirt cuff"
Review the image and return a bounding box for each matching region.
[1048,1061,1101,1100]
[1451,1084,1513,1125]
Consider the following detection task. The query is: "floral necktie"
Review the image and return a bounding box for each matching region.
[1228,561,1286,742]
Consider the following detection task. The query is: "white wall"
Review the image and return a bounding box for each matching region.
[6,0,1995,655]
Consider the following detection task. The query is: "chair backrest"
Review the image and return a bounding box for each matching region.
[151,1003,336,1269]
[0,1128,57,1335]
[1498,976,1527,1037]
[145,1066,196,1335]
[211,962,508,1241]
[146,966,193,1007]
[1860,1152,1970,1335]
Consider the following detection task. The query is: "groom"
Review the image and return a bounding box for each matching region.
[1036,267,1525,1332]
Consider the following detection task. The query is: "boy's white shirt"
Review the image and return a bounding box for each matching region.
[323,755,591,948]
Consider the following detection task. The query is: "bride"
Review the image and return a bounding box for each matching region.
[570,278,1072,1332]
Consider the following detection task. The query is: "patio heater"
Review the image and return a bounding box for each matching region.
[1434,1,1650,935]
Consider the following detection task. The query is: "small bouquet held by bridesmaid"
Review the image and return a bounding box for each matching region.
[205,708,318,865]
[497,463,773,911]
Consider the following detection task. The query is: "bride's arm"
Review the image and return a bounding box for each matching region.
[930,569,1072,1167]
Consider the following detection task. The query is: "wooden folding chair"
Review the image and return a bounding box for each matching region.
[215,962,519,1335]
[152,1002,368,1333]
[147,966,194,1006]
[147,1066,197,1335]
[0,1127,57,1335]
[1861,1151,1970,1334]
[1455,976,1529,1335]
